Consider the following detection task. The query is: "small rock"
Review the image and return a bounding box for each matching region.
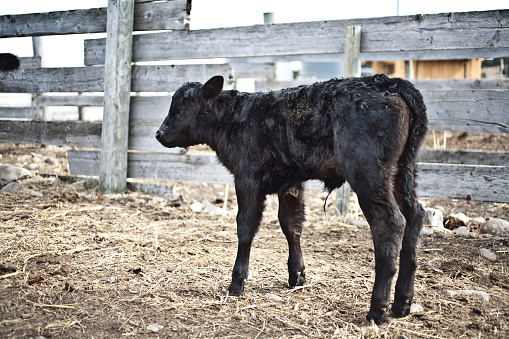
[27,163,39,170]
[30,190,44,197]
[189,201,202,212]
[424,208,444,227]
[0,164,32,185]
[480,219,509,236]
[453,226,469,236]
[410,303,424,314]
[147,324,164,333]
[1,182,22,193]
[472,217,486,224]
[266,292,283,301]
[128,279,138,284]
[347,219,369,228]
[444,289,489,302]
[106,276,115,283]
[44,156,59,166]
[201,199,224,215]
[479,248,497,261]
[18,154,33,163]
[445,212,469,230]
[163,191,183,207]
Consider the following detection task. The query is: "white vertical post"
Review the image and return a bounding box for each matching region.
[99,0,135,193]
[31,37,44,120]
[336,26,361,217]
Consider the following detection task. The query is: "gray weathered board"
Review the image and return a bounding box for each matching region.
[417,163,508,202]
[221,48,509,64]
[0,95,178,153]
[0,121,102,147]
[84,10,509,65]
[423,89,509,133]
[417,149,509,166]
[0,0,190,38]
[0,64,232,93]
[255,79,509,92]
[67,150,509,203]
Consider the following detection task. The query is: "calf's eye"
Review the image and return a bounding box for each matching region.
[177,109,186,116]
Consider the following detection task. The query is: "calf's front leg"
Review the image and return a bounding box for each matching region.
[227,188,266,296]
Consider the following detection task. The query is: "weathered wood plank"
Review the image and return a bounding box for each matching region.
[0,118,182,153]
[0,0,189,38]
[228,48,509,63]
[256,79,509,92]
[417,149,509,166]
[416,163,509,203]
[129,96,170,123]
[68,151,234,184]
[99,0,135,193]
[84,10,509,65]
[423,89,509,133]
[336,26,361,216]
[411,79,509,90]
[67,150,509,202]
[0,107,40,119]
[0,120,102,147]
[34,95,104,107]
[19,57,41,68]
[231,63,275,79]
[0,64,232,93]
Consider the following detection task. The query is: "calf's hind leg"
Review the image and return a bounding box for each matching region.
[278,184,306,287]
[392,178,425,317]
[356,188,406,325]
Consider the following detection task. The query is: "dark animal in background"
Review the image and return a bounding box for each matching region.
[0,53,20,71]
[156,74,428,324]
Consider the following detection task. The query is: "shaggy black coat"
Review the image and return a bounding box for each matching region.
[0,53,20,72]
[156,74,427,324]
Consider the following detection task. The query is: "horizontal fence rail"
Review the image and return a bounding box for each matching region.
[84,10,509,64]
[0,0,191,37]
[67,150,509,203]
[0,64,233,93]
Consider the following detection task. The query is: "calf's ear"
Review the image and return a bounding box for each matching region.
[202,76,224,99]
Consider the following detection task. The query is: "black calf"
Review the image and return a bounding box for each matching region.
[156,74,427,324]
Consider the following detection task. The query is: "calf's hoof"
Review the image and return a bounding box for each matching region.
[391,299,412,318]
[227,280,245,296]
[366,308,387,325]
[288,271,306,288]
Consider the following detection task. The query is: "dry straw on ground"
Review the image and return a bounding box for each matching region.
[1,174,508,338]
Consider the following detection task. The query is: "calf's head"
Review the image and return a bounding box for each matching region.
[156,76,224,148]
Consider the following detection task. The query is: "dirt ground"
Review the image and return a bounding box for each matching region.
[0,132,508,338]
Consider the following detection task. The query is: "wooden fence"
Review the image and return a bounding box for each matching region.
[0,2,508,202]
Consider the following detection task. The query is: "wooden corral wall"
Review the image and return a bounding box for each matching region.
[0,4,508,202]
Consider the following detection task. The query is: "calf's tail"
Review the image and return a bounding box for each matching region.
[385,75,428,198]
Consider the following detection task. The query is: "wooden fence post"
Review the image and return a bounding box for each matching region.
[335,26,361,216]
[31,37,44,120]
[99,0,135,193]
